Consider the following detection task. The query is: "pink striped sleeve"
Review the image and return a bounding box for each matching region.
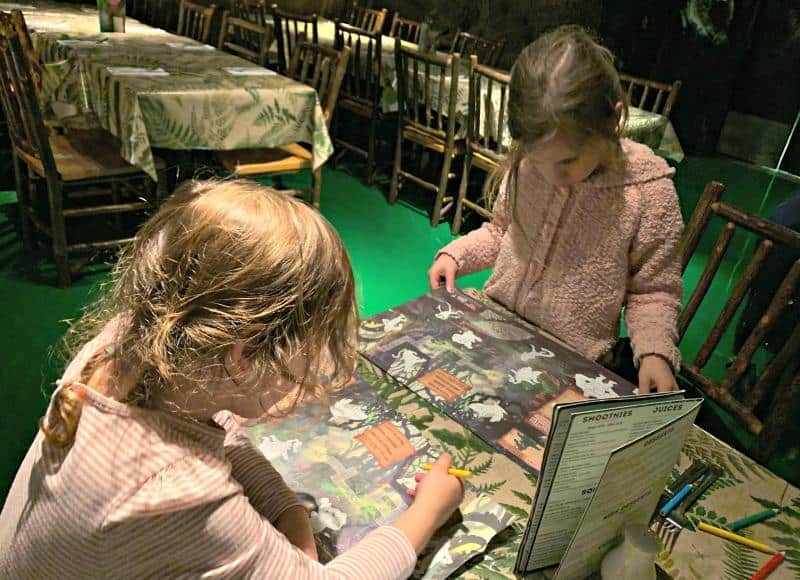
[215,412,305,523]
[105,472,417,578]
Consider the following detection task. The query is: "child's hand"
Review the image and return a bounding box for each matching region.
[393,454,465,553]
[406,454,464,529]
[428,255,459,292]
[638,354,678,393]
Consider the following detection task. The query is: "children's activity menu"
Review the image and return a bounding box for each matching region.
[247,374,514,579]
[516,394,702,574]
[359,288,638,474]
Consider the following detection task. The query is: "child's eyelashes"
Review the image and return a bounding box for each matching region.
[558,157,578,166]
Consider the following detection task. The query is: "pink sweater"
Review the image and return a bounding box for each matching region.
[440,139,684,370]
[0,342,416,578]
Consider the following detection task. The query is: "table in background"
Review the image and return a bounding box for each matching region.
[282,16,684,163]
[353,289,799,579]
[19,3,332,180]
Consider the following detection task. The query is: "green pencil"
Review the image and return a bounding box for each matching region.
[730,508,781,531]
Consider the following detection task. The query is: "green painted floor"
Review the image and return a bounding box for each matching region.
[1,154,798,500]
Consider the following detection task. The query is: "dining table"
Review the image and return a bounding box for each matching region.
[246,287,799,579]
[13,1,334,181]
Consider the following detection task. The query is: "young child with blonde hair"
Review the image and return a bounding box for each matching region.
[430,26,684,393]
[1,180,463,578]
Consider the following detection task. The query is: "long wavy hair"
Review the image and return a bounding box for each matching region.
[486,26,628,215]
[43,179,358,446]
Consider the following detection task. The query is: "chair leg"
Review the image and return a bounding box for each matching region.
[431,151,454,228]
[47,188,71,287]
[367,113,378,186]
[311,167,321,209]
[389,126,403,204]
[111,181,123,232]
[12,152,33,250]
[452,150,472,235]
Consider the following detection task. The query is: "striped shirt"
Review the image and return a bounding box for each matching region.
[0,375,416,578]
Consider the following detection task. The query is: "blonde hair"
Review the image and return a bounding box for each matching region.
[43,180,358,446]
[487,26,628,212]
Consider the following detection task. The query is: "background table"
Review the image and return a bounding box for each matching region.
[352,289,799,578]
[285,16,685,162]
[23,3,333,180]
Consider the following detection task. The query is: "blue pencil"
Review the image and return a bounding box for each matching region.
[660,484,693,517]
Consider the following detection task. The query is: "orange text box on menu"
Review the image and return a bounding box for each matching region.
[417,368,471,402]
[355,421,417,468]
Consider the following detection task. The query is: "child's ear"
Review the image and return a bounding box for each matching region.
[612,101,624,135]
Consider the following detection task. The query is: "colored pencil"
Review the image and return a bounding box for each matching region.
[422,464,472,478]
[697,521,775,554]
[660,483,693,517]
[750,551,785,580]
[731,508,781,531]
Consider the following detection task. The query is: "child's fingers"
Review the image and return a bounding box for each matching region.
[428,267,441,290]
[445,271,456,293]
[415,472,425,482]
[432,453,452,472]
[406,488,416,497]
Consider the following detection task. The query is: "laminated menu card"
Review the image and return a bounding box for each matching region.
[515,394,702,575]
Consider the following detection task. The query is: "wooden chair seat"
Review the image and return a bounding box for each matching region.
[217,143,311,175]
[402,125,465,156]
[17,130,165,182]
[471,148,502,171]
[214,42,349,208]
[339,95,376,118]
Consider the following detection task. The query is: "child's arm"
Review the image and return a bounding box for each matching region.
[624,178,684,388]
[430,174,511,287]
[215,412,307,526]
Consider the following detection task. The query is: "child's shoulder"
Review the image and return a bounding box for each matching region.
[619,139,675,187]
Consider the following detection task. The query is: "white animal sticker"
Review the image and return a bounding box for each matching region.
[469,399,507,423]
[452,330,482,349]
[330,398,368,423]
[521,345,555,361]
[259,435,302,462]
[310,497,348,532]
[381,314,407,333]
[435,303,464,321]
[575,373,619,398]
[508,367,543,387]
[389,348,426,378]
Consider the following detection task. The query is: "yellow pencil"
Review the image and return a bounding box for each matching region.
[696,521,775,554]
[421,464,472,478]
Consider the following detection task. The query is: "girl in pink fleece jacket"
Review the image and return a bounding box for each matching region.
[430,26,683,393]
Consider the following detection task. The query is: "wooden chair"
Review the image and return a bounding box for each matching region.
[390,39,473,227]
[218,9,272,66]
[216,43,349,208]
[0,16,165,287]
[270,4,319,75]
[345,2,387,33]
[450,31,504,67]
[177,0,217,44]
[138,0,180,32]
[333,20,383,185]
[677,181,800,463]
[388,13,421,44]
[452,63,510,234]
[619,73,682,119]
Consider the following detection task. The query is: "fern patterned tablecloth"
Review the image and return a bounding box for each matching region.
[354,290,798,579]
[29,9,332,180]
